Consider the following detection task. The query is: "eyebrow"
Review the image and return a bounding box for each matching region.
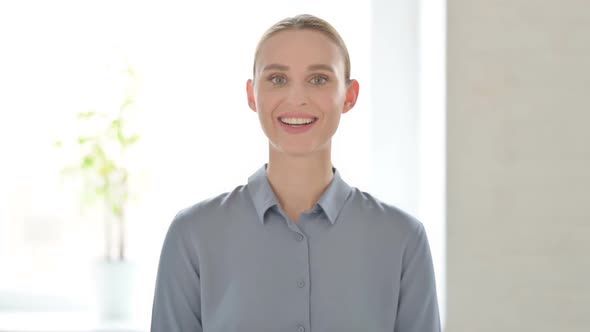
[261,63,335,73]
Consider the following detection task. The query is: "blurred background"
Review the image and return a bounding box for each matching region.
[0,0,588,331]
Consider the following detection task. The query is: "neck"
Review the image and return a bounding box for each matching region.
[266,144,334,220]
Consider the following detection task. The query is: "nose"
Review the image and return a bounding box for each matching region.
[286,84,309,107]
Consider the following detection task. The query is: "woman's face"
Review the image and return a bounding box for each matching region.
[247,29,359,157]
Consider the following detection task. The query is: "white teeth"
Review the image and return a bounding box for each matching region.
[280,117,316,125]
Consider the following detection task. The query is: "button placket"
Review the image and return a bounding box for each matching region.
[287,219,309,332]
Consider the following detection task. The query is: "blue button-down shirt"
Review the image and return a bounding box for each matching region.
[151,164,441,332]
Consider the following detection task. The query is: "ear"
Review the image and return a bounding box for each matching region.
[246,79,257,112]
[342,79,359,114]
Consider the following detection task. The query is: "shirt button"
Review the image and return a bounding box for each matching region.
[297,279,306,288]
[297,325,305,332]
[295,233,304,241]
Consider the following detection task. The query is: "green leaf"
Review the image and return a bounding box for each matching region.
[78,137,94,145]
[82,156,94,169]
[120,98,134,112]
[117,129,126,146]
[54,140,62,148]
[100,160,116,176]
[77,111,97,119]
[112,203,123,217]
[94,145,108,161]
[111,119,121,129]
[126,134,140,145]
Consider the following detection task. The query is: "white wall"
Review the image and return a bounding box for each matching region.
[447,0,590,331]
[372,0,447,324]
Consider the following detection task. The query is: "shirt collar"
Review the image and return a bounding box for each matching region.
[247,163,352,225]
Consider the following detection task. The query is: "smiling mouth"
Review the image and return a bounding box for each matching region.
[278,117,318,126]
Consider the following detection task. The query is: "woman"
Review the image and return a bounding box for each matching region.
[151,14,441,332]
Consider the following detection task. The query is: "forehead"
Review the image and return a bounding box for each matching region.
[256,29,344,71]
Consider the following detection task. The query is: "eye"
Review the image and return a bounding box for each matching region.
[310,75,328,85]
[269,75,287,85]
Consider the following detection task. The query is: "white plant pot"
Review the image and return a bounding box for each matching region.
[94,259,137,321]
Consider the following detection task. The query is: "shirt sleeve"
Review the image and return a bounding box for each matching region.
[394,222,441,332]
[151,212,203,332]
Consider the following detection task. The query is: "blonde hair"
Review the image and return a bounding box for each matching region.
[252,14,351,83]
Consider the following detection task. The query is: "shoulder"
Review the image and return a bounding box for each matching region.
[170,185,249,231]
[348,187,423,235]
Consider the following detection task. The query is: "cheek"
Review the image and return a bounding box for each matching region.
[255,92,282,115]
[314,88,343,111]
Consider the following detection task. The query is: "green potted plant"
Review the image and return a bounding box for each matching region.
[55,61,141,320]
